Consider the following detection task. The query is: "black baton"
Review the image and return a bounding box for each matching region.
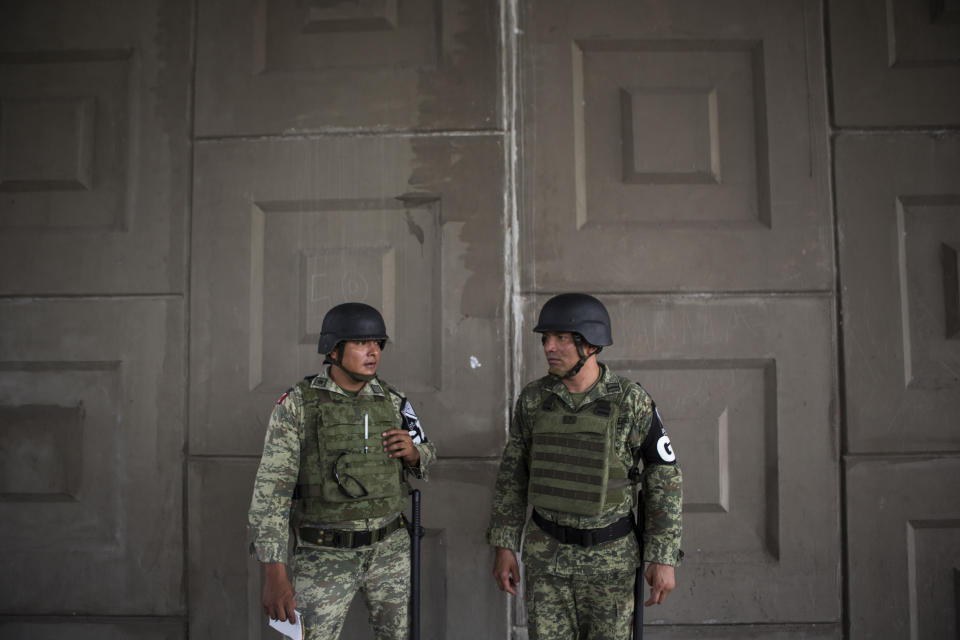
[634,492,645,640]
[410,488,422,640]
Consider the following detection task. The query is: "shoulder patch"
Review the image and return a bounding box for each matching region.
[401,398,426,444]
[641,402,677,466]
[277,387,293,404]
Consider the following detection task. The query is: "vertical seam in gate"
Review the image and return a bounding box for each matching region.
[500,0,522,638]
[502,0,522,436]
[183,0,200,635]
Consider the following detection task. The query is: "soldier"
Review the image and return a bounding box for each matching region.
[487,293,682,639]
[249,302,437,640]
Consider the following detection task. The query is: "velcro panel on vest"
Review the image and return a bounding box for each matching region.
[529,411,611,517]
[295,382,406,523]
[318,401,401,504]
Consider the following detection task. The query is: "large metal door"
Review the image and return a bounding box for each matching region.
[0,1,191,638]
[516,1,839,636]
[188,1,507,638]
[3,1,959,638]
[830,0,960,637]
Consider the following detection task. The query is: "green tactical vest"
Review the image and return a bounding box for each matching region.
[528,388,632,517]
[294,380,405,523]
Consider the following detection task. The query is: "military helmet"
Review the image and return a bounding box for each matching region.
[317,302,388,354]
[533,293,612,346]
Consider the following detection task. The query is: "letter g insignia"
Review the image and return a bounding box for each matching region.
[656,435,676,463]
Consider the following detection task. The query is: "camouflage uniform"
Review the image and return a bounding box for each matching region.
[487,364,682,640]
[249,366,437,640]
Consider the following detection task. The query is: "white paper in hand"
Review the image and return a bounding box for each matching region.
[268,610,303,640]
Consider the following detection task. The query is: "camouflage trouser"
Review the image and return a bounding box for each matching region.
[291,527,410,640]
[524,568,636,640]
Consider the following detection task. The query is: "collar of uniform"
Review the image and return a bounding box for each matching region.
[546,363,620,409]
[310,365,386,398]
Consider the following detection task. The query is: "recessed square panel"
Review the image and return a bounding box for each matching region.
[0,97,94,190]
[886,0,960,67]
[257,0,435,71]
[0,363,119,529]
[249,199,441,394]
[304,0,399,32]
[0,298,184,615]
[847,457,960,638]
[191,136,505,458]
[836,134,960,452]
[896,197,960,390]
[620,87,719,185]
[613,361,778,562]
[830,0,960,125]
[196,0,498,135]
[301,247,397,341]
[0,0,191,295]
[907,520,960,640]
[576,41,768,228]
[0,404,84,500]
[520,293,838,622]
[521,0,831,292]
[0,51,130,229]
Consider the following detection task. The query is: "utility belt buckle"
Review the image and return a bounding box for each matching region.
[533,510,631,549]
[554,524,593,547]
[299,516,400,549]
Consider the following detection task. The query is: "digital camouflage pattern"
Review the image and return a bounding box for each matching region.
[525,569,636,640]
[248,366,437,638]
[488,364,681,638]
[292,527,410,640]
[249,366,436,562]
[486,363,683,573]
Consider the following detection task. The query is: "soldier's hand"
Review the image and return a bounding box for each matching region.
[644,562,676,606]
[382,428,420,466]
[263,562,297,621]
[493,546,521,596]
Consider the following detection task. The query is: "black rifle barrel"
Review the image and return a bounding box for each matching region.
[411,489,422,640]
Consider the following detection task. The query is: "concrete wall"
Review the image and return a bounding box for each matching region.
[0,1,957,638]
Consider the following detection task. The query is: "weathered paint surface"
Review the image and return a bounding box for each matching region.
[0,1,957,638]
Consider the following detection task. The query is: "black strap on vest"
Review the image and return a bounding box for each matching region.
[532,509,636,548]
[298,515,405,549]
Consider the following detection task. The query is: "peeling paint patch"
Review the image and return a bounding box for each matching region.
[404,211,425,246]
[469,356,482,369]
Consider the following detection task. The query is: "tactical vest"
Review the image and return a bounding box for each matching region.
[528,387,632,516]
[294,380,405,523]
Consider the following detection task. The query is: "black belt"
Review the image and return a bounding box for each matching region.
[532,510,635,548]
[299,516,405,549]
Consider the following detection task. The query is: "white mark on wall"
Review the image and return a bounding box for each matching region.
[469,355,482,369]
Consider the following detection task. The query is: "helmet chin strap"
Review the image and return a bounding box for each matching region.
[553,338,602,379]
[561,341,590,378]
[325,345,376,383]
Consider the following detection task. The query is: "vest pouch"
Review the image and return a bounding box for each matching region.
[528,403,617,516]
[323,449,402,503]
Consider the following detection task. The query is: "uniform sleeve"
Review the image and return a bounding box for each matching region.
[407,440,437,479]
[630,395,683,566]
[485,398,530,551]
[247,390,301,563]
